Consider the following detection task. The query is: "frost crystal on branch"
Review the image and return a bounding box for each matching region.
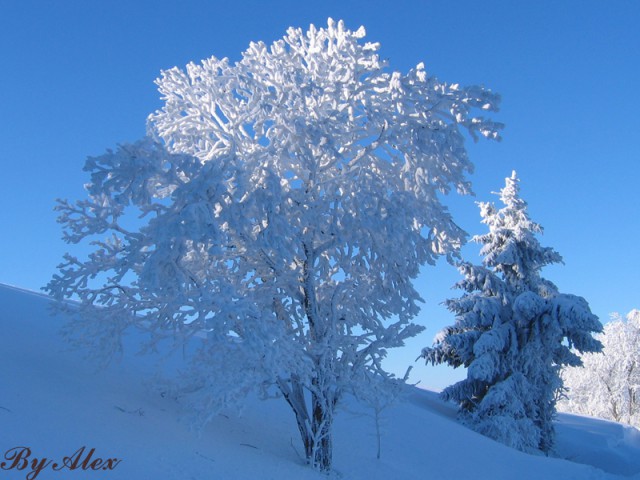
[422,172,602,453]
[46,19,502,471]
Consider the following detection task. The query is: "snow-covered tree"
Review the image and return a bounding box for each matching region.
[45,19,501,471]
[560,310,640,427]
[422,171,602,453]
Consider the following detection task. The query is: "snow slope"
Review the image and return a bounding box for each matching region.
[1,283,639,479]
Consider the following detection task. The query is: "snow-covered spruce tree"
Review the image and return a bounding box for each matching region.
[422,171,602,453]
[560,310,640,427]
[46,19,501,471]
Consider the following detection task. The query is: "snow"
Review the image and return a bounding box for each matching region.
[2,283,640,479]
[556,414,640,477]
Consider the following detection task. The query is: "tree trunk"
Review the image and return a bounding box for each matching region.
[278,377,334,472]
[310,388,333,471]
[297,243,335,471]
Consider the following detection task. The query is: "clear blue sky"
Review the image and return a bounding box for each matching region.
[1,0,638,390]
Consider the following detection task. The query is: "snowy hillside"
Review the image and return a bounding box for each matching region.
[1,283,639,479]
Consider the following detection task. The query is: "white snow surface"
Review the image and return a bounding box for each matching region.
[1,283,639,480]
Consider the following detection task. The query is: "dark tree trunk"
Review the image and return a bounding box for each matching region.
[278,377,334,472]
[310,389,333,471]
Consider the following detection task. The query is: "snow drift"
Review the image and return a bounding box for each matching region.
[1,283,639,479]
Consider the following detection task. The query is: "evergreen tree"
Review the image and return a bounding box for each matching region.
[422,171,602,453]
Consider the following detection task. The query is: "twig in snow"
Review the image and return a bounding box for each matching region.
[114,405,145,416]
[195,451,215,463]
[290,438,304,462]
